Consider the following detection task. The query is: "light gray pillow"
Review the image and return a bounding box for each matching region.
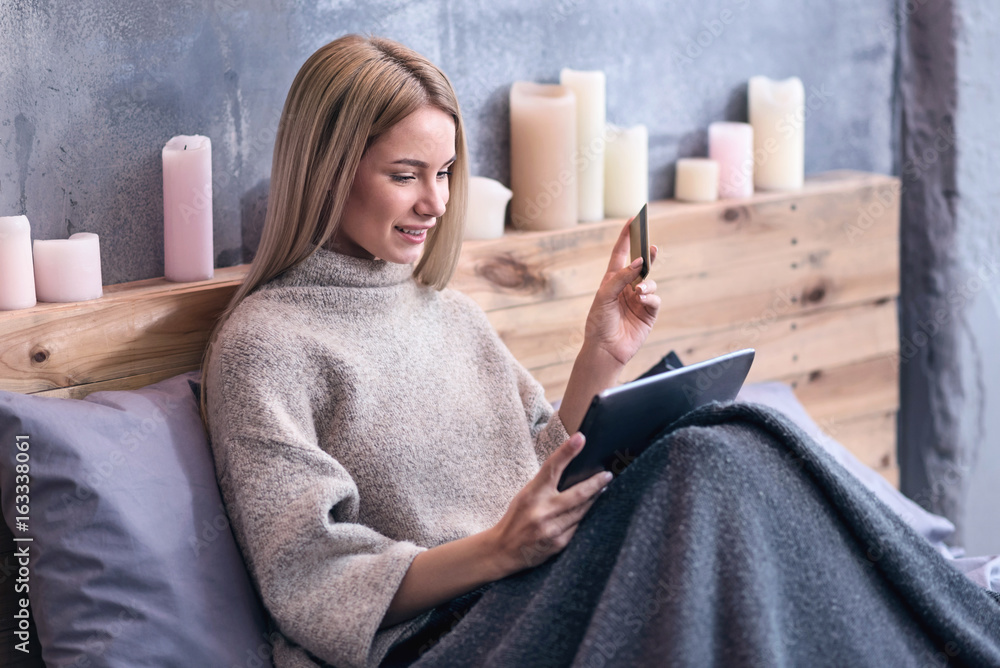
[0,371,274,667]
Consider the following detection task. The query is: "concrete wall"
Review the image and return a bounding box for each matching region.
[953,0,1000,555]
[896,0,1000,554]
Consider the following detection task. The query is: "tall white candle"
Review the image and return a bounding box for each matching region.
[559,68,606,222]
[0,215,37,310]
[604,123,648,218]
[509,82,578,230]
[33,233,103,303]
[748,76,805,190]
[675,158,720,202]
[163,135,214,282]
[465,176,512,240]
[709,121,754,199]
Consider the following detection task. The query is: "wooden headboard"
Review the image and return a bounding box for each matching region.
[0,169,901,480]
[0,170,900,477]
[0,169,899,664]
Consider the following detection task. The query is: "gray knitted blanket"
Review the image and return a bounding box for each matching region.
[384,402,1000,667]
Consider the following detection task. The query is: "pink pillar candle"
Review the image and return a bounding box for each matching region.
[163,135,214,282]
[709,122,754,199]
[0,215,37,310]
[33,232,103,303]
[509,82,578,230]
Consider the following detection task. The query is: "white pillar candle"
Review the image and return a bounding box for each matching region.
[465,176,512,240]
[0,215,37,310]
[709,121,754,199]
[674,158,720,202]
[33,232,103,303]
[162,135,214,282]
[509,82,578,230]
[748,76,805,190]
[604,123,648,218]
[559,68,606,222]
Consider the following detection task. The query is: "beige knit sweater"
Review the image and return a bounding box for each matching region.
[205,248,569,668]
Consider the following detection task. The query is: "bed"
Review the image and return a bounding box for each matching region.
[0,170,900,665]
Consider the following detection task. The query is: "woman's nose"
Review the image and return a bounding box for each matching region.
[416,179,448,218]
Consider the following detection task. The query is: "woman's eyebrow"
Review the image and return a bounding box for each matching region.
[391,155,457,168]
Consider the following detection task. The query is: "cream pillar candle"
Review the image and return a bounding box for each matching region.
[748,76,805,190]
[559,68,606,222]
[604,123,648,218]
[674,158,720,202]
[509,82,578,230]
[0,215,37,310]
[708,121,754,199]
[33,232,103,303]
[465,176,512,240]
[163,135,214,282]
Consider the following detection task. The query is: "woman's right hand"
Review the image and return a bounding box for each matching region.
[487,433,612,577]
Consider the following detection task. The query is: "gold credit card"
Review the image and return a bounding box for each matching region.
[629,203,649,288]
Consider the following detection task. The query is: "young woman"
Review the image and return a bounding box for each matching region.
[201,34,1000,668]
[200,33,659,667]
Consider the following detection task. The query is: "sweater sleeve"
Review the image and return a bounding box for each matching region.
[205,324,432,668]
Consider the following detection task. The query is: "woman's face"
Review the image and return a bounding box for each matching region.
[332,105,457,264]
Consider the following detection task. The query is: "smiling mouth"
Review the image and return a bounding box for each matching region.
[395,226,426,236]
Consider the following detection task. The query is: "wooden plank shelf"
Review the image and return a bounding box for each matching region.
[0,169,900,482]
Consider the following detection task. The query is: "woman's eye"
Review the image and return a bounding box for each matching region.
[390,174,415,183]
[437,170,452,180]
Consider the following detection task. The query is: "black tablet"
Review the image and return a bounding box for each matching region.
[557,348,755,491]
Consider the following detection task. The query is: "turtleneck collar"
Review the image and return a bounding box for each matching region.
[264,247,415,290]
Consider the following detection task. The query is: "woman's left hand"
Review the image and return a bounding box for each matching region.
[583,219,661,366]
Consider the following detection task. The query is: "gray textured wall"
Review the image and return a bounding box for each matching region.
[953,0,1000,555]
[896,0,1000,554]
[0,0,894,283]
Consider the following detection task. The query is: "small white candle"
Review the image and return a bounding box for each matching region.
[0,215,37,310]
[509,82,578,230]
[33,232,103,303]
[709,122,754,199]
[604,123,648,218]
[465,176,512,240]
[163,135,214,282]
[674,158,720,202]
[559,68,606,222]
[749,76,805,190]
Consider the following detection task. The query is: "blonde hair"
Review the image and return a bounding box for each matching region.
[198,34,469,428]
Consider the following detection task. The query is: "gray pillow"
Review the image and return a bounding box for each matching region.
[0,371,274,667]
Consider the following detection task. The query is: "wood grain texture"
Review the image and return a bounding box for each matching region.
[0,266,245,395]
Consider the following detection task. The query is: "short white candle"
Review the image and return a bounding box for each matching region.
[509,82,578,230]
[559,68,606,222]
[0,215,37,310]
[604,123,648,218]
[465,176,512,240]
[748,76,805,190]
[709,122,754,199]
[674,158,720,202]
[33,232,103,303]
[162,135,214,282]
